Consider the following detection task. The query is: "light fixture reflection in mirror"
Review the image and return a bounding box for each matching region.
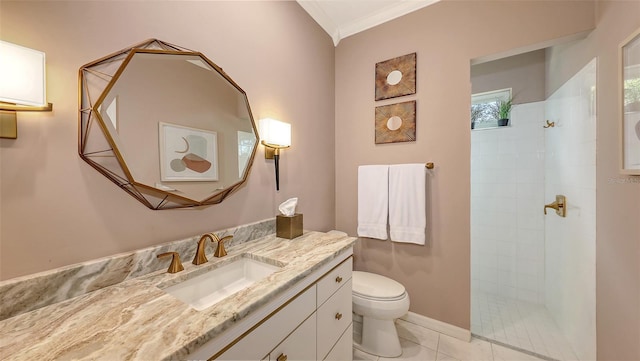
[79,39,259,209]
[259,118,291,191]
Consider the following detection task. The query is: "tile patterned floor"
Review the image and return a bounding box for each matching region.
[471,292,578,360]
[353,318,548,361]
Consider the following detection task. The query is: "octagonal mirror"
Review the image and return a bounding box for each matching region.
[79,39,258,209]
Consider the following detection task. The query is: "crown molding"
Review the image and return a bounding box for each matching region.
[297,0,439,46]
[338,1,439,44]
[296,0,341,46]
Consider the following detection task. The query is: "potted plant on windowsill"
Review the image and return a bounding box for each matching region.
[492,98,513,126]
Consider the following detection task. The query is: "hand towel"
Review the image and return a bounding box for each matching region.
[389,163,426,245]
[357,165,389,240]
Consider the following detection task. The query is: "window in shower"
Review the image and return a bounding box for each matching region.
[471,88,512,129]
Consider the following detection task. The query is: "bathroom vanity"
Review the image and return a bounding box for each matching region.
[0,230,355,360]
[206,255,353,360]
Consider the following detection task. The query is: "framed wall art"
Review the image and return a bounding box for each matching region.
[159,122,219,181]
[620,27,640,175]
[375,100,416,144]
[375,53,416,100]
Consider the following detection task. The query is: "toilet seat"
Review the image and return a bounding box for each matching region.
[354,292,406,301]
[353,271,406,300]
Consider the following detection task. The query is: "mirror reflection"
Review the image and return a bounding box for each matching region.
[79,40,258,209]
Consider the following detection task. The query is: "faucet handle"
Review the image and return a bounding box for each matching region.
[157,252,184,273]
[214,235,233,258]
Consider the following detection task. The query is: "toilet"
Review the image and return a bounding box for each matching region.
[325,231,410,357]
[352,271,410,357]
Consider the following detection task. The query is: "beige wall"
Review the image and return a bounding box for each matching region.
[546,1,640,360]
[0,1,336,280]
[471,50,546,104]
[335,0,595,330]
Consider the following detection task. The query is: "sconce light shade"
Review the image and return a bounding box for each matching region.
[259,118,291,147]
[0,40,52,139]
[0,40,47,107]
[259,118,291,191]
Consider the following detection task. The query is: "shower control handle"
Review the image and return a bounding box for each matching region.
[544,195,566,217]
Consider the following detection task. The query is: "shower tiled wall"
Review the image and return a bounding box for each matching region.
[471,101,546,304]
[544,59,596,361]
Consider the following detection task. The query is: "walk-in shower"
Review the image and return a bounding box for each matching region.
[470,57,596,361]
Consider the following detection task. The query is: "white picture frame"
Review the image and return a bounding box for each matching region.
[620,27,640,175]
[159,122,219,181]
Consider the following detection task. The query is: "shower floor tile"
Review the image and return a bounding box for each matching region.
[471,291,579,360]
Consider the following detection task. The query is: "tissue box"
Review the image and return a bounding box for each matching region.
[276,213,303,239]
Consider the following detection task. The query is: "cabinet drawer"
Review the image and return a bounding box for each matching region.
[317,257,352,306]
[217,285,316,360]
[316,279,352,360]
[324,323,353,361]
[270,312,316,361]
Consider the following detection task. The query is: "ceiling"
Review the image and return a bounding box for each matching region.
[296,0,440,46]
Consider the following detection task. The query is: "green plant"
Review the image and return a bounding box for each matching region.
[491,98,513,120]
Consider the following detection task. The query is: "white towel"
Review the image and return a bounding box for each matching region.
[389,163,426,245]
[357,165,389,240]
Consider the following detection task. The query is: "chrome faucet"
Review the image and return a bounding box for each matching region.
[193,233,216,265]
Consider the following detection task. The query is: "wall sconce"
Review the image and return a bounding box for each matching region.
[259,118,291,191]
[0,40,53,139]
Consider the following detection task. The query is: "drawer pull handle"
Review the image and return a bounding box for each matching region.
[277,353,287,361]
[335,312,342,320]
[335,276,343,283]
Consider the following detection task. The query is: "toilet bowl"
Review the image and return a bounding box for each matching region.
[352,271,410,358]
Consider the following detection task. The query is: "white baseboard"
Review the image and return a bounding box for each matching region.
[400,312,471,342]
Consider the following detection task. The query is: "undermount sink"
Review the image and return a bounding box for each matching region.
[160,257,281,311]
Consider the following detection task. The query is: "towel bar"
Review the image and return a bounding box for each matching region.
[425,162,434,169]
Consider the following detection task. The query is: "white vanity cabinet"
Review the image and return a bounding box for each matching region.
[216,285,317,360]
[324,324,353,361]
[269,312,317,361]
[193,251,353,361]
[316,259,353,360]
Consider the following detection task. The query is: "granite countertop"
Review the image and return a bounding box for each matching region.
[0,231,355,360]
